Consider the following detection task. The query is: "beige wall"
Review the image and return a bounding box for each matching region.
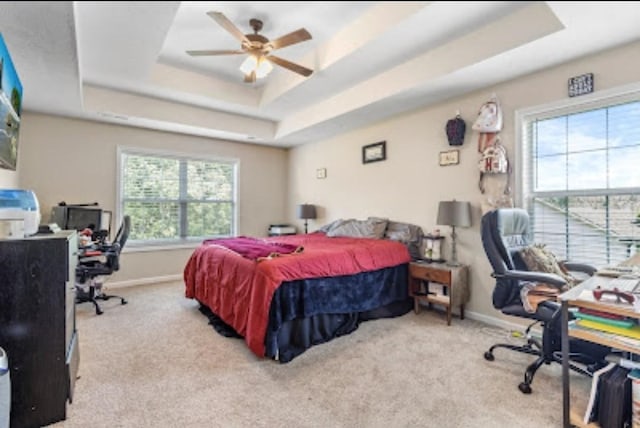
[10,40,640,321]
[0,168,18,188]
[288,40,640,323]
[18,114,288,281]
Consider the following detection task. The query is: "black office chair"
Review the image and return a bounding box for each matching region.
[481,208,610,393]
[76,215,130,315]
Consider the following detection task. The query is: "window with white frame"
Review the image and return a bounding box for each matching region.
[520,90,640,267]
[119,148,238,246]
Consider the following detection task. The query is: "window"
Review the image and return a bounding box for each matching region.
[118,148,238,246]
[520,89,640,267]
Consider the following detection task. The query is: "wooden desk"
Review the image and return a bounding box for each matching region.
[559,275,640,427]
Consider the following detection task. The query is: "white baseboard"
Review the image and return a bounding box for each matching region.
[465,310,541,335]
[107,274,182,289]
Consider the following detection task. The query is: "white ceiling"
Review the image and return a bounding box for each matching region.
[2,1,640,147]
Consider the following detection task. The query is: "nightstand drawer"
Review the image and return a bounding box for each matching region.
[409,264,451,284]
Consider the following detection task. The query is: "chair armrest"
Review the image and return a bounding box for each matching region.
[501,270,567,287]
[561,262,597,276]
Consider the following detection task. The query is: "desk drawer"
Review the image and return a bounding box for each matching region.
[410,264,451,284]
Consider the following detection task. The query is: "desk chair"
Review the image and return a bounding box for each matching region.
[481,208,609,393]
[76,215,130,315]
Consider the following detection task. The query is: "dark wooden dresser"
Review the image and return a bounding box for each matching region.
[0,230,79,428]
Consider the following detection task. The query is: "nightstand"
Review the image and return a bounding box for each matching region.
[408,261,469,325]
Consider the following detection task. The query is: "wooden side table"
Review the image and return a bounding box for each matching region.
[408,261,469,325]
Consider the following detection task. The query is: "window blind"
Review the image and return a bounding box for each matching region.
[521,98,640,267]
[120,150,237,244]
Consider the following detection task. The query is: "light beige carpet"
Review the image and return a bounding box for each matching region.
[52,281,591,428]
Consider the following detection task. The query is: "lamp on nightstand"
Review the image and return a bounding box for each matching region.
[297,204,317,234]
[437,200,471,266]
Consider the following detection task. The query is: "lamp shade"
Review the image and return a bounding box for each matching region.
[297,204,317,220]
[437,201,471,227]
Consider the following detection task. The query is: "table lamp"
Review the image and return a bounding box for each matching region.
[297,204,317,234]
[437,200,471,266]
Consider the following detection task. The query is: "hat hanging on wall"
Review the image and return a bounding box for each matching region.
[445,112,466,146]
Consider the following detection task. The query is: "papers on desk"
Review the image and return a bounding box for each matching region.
[577,287,640,309]
[597,266,634,277]
[576,288,640,313]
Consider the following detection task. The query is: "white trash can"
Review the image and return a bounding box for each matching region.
[0,347,9,428]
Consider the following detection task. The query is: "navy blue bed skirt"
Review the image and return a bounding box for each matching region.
[198,263,412,363]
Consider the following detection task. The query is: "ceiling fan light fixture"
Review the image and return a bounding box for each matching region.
[239,55,273,80]
[191,12,313,82]
[239,55,258,75]
[255,57,273,79]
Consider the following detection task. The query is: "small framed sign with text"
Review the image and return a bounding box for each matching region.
[568,73,594,97]
[439,149,459,166]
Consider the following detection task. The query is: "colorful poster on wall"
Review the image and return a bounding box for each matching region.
[0,33,22,171]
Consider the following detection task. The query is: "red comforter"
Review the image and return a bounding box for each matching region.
[184,232,411,357]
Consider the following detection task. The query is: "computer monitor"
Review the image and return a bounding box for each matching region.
[66,206,102,231]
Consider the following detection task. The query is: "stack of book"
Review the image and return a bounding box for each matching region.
[571,308,640,348]
[575,308,636,329]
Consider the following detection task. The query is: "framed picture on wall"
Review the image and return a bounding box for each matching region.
[362,141,386,164]
[0,33,23,171]
[439,149,459,166]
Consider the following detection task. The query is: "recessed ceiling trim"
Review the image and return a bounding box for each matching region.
[275,2,564,139]
[259,1,430,108]
[149,63,261,108]
[83,85,276,140]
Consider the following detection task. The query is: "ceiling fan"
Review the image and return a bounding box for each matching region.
[187,11,314,83]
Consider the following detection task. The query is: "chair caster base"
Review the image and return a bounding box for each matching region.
[484,351,495,361]
[121,299,128,305]
[518,382,532,394]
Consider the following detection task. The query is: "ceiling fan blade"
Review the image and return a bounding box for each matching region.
[267,28,312,51]
[244,71,256,83]
[187,49,245,56]
[266,55,313,77]
[207,11,250,45]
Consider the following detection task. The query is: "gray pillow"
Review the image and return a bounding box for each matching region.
[327,218,388,239]
[367,217,389,237]
[318,218,353,234]
[384,221,424,259]
[385,222,412,242]
[318,219,342,233]
[367,217,389,239]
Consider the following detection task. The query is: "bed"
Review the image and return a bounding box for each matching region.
[184,220,422,362]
